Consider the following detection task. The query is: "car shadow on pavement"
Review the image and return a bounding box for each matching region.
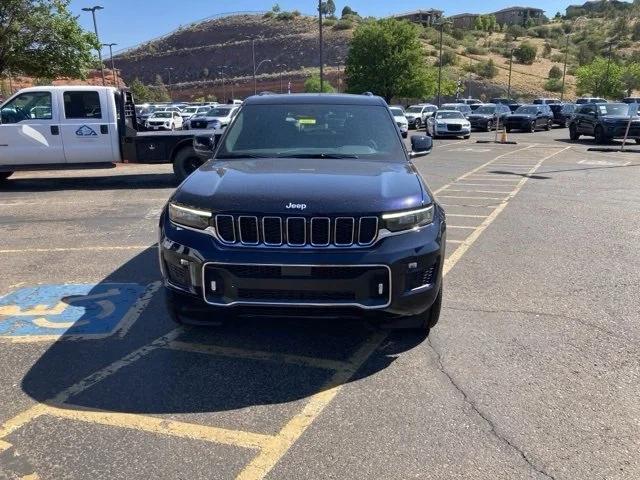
[487,170,551,179]
[20,247,423,417]
[0,173,178,192]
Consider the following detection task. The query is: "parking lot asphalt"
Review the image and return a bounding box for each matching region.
[0,128,639,479]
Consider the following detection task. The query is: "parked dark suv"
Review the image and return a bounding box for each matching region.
[569,102,640,144]
[505,104,553,132]
[551,103,576,127]
[160,94,446,332]
[467,103,511,131]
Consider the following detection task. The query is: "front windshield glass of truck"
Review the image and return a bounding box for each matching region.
[153,112,172,118]
[207,108,232,117]
[218,104,406,160]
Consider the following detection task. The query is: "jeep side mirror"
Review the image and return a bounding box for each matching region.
[193,133,218,160]
[409,135,432,159]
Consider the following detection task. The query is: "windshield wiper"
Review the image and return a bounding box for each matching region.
[276,153,359,159]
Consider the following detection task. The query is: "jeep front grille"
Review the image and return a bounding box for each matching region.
[214,214,379,248]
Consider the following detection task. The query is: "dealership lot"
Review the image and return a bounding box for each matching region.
[0,129,638,479]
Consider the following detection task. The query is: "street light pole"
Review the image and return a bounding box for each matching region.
[102,43,118,86]
[507,48,514,99]
[165,67,173,101]
[436,21,451,106]
[219,66,229,102]
[277,64,287,93]
[560,34,569,101]
[82,6,106,86]
[318,0,324,92]
[253,57,272,95]
[252,39,257,95]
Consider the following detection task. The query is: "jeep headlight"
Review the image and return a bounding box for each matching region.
[382,205,434,232]
[168,203,212,230]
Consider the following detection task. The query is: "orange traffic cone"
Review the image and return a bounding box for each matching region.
[500,128,508,143]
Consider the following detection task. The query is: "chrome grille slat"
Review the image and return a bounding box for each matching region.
[214,214,376,248]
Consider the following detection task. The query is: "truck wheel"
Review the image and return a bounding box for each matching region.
[0,172,13,181]
[173,147,205,182]
[594,126,608,144]
[569,124,580,141]
[485,120,493,132]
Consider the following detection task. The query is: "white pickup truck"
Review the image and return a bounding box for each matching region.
[0,86,214,182]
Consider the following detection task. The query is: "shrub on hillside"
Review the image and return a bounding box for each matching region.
[465,45,487,55]
[544,78,563,92]
[475,59,498,78]
[549,65,563,79]
[323,18,336,27]
[632,22,640,41]
[551,53,565,63]
[439,48,457,66]
[542,42,552,58]
[276,11,295,20]
[333,19,354,30]
[513,42,537,64]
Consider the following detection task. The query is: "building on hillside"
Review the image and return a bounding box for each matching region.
[450,13,479,29]
[493,6,546,26]
[390,9,444,27]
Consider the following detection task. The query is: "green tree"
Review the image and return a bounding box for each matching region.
[150,74,171,101]
[621,62,640,96]
[304,74,335,93]
[474,16,485,31]
[486,15,497,33]
[0,0,99,79]
[341,6,358,18]
[325,0,336,17]
[476,59,498,78]
[129,78,152,103]
[513,42,537,64]
[345,19,441,102]
[575,57,625,98]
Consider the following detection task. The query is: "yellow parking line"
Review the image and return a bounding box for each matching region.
[444,189,511,195]
[438,195,506,201]
[432,144,535,195]
[0,404,49,452]
[443,146,571,277]
[454,183,519,188]
[447,225,478,230]
[439,203,497,208]
[445,214,487,218]
[447,239,463,244]
[165,341,353,372]
[0,245,155,254]
[44,404,273,450]
[236,331,388,480]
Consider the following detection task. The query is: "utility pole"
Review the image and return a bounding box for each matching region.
[319,0,324,92]
[219,66,229,102]
[507,48,514,99]
[560,34,569,101]
[165,67,173,101]
[437,22,444,106]
[103,43,118,86]
[252,39,257,95]
[82,6,106,86]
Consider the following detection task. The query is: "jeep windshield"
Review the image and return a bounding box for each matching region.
[405,106,424,113]
[217,104,406,161]
[599,103,633,116]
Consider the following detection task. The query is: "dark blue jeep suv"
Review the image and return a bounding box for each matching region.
[159,94,446,331]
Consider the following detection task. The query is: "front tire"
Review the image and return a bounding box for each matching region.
[485,120,493,132]
[594,126,608,144]
[463,135,470,139]
[165,288,228,326]
[415,118,422,130]
[0,172,13,181]
[402,132,408,139]
[406,286,442,333]
[172,146,206,182]
[569,124,580,141]
[544,120,551,131]
[530,121,536,133]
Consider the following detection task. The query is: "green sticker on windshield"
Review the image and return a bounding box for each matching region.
[298,117,317,125]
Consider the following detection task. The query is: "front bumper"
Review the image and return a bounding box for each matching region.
[159,209,446,320]
[602,123,640,138]
[469,118,490,130]
[434,125,470,136]
[146,123,172,130]
[505,119,533,130]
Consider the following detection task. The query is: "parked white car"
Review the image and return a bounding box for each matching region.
[404,104,438,130]
[389,106,409,138]
[179,106,210,121]
[145,111,183,130]
[427,110,471,139]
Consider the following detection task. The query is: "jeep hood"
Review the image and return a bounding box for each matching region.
[172,158,428,215]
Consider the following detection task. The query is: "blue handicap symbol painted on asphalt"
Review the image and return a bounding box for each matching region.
[0,283,146,337]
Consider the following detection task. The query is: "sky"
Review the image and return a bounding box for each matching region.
[69,0,612,56]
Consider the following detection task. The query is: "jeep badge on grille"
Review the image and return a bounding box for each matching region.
[285,203,307,210]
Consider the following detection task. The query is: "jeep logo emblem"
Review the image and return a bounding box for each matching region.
[285,202,307,210]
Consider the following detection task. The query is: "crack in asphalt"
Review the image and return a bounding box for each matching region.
[442,305,624,341]
[426,337,557,480]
